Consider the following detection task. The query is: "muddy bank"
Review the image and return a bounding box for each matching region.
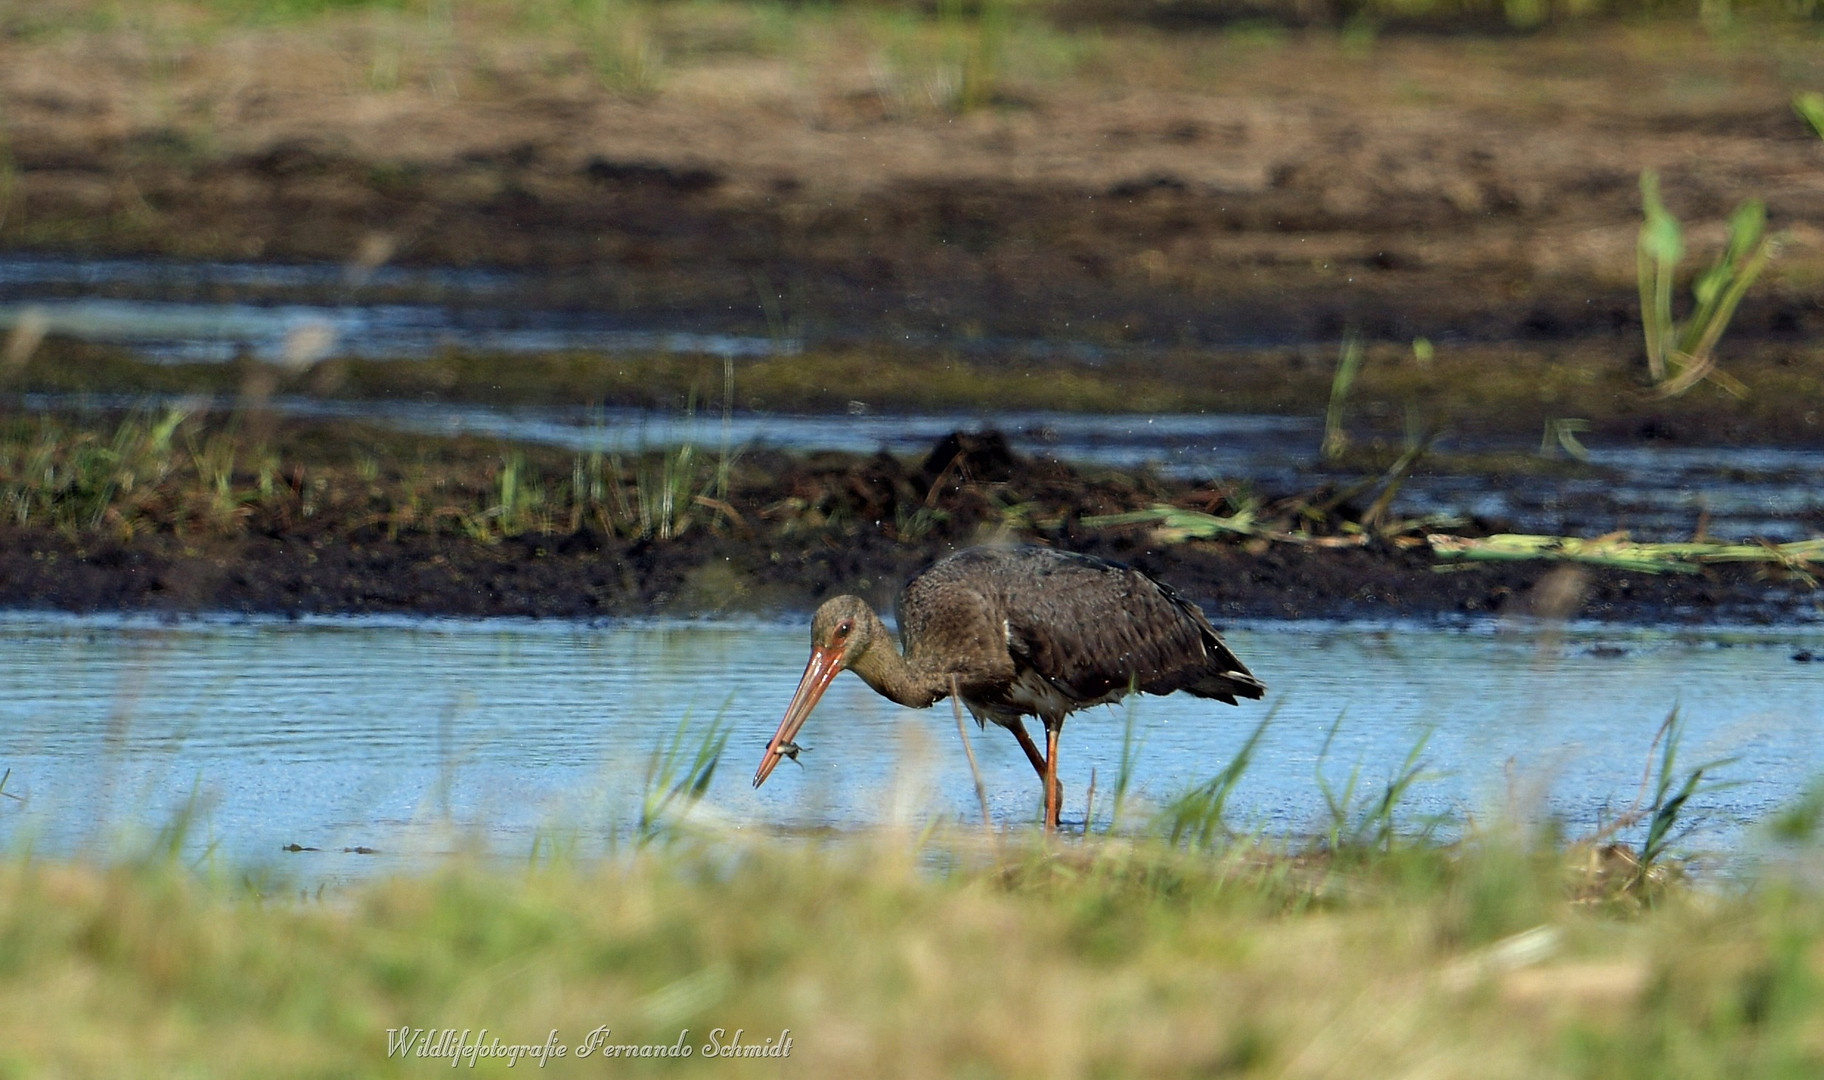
[0,418,1816,624]
[2,519,1814,625]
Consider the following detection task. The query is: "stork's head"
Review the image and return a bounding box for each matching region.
[752,595,880,788]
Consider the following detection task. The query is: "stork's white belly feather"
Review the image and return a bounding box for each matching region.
[964,666,1123,730]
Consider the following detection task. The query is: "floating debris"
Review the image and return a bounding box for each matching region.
[1428,533,1824,579]
[1080,504,1457,548]
[1085,505,1822,584]
[1082,505,1265,542]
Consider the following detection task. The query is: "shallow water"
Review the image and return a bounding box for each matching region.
[0,297,790,363]
[0,613,1818,881]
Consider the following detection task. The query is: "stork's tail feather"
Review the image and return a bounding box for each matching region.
[1190,669,1268,705]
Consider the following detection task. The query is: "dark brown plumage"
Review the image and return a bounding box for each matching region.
[752,545,1266,830]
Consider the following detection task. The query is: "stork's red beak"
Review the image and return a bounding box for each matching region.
[753,644,846,788]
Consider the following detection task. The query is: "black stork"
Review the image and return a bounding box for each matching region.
[751,545,1266,831]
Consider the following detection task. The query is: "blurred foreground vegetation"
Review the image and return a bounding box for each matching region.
[0,707,1813,1077]
[4,823,1824,1077]
[16,0,1824,39]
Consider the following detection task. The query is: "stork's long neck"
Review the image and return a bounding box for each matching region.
[848,612,950,709]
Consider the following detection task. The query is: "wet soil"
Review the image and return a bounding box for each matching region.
[4,15,1824,365]
[6,517,1812,625]
[0,420,1816,624]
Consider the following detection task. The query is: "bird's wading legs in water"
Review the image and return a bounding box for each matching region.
[1043,720,1064,832]
[1007,719,1064,831]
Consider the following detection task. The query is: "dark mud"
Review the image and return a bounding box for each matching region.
[2,504,1813,625]
[1,430,1815,625]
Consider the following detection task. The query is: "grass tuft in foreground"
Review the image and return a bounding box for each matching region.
[5,815,1824,1077]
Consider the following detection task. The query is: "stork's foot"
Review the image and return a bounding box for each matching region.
[1038,781,1065,831]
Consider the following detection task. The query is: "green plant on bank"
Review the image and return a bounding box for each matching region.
[186,428,260,531]
[867,0,1006,116]
[604,443,718,540]
[1637,168,1777,398]
[1321,332,1365,462]
[892,502,949,543]
[1794,90,1824,139]
[942,0,1006,112]
[0,407,189,532]
[0,402,761,544]
[463,442,734,542]
[475,451,546,537]
[570,0,660,93]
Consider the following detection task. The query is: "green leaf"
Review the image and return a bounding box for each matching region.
[1722,198,1766,269]
[1637,170,1684,267]
[1793,90,1824,139]
[1691,264,1726,309]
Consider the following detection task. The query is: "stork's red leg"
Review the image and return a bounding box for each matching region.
[1043,722,1063,833]
[1010,721,1065,827]
[1009,721,1047,779]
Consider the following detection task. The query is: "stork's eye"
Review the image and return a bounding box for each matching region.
[834,620,853,640]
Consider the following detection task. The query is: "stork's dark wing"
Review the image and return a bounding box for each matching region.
[998,549,1265,706]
